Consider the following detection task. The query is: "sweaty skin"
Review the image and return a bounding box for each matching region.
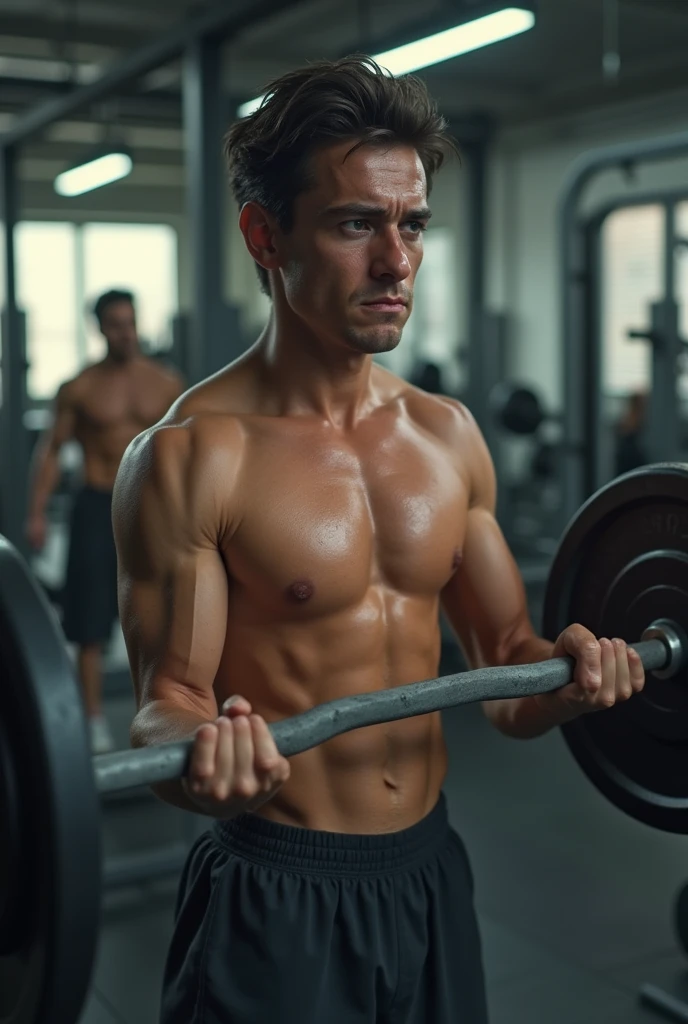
[115,356,542,834]
[114,140,643,835]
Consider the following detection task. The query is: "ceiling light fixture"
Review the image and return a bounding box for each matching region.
[237,3,536,118]
[54,148,133,197]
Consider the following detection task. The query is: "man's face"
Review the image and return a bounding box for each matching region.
[277,141,430,356]
[100,300,138,361]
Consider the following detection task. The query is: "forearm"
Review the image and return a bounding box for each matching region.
[484,635,579,739]
[130,698,213,814]
[28,446,61,517]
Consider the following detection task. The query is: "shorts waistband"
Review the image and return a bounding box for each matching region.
[212,792,449,876]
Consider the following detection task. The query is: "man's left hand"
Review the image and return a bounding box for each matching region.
[535,624,645,717]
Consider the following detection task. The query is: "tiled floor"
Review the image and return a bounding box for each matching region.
[78,674,688,1024]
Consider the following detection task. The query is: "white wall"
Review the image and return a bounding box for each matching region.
[487,86,688,409]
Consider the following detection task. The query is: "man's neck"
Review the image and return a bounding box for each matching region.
[252,318,376,429]
[103,351,138,370]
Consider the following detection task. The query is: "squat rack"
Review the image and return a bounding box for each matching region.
[558,127,688,534]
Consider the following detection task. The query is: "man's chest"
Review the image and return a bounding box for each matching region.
[225,425,469,613]
[76,377,167,430]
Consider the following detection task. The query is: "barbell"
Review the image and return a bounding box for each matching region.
[2,462,688,1024]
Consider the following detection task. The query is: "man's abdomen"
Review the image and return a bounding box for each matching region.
[217,599,449,834]
[256,711,449,833]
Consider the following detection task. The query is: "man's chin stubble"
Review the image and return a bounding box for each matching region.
[344,326,403,355]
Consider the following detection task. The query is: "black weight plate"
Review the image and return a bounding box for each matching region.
[0,715,28,955]
[0,538,101,1024]
[543,464,688,834]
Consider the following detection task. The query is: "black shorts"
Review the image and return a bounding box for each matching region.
[61,486,118,646]
[161,793,488,1024]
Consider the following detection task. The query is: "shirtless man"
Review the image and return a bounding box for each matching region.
[27,289,183,753]
[113,59,646,1023]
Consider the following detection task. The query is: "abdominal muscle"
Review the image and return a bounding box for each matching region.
[214,599,450,834]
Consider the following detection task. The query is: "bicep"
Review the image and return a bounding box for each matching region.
[440,505,531,667]
[113,431,228,718]
[440,405,532,667]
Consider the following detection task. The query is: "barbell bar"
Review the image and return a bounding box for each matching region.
[94,625,682,795]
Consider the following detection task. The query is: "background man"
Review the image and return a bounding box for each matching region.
[27,289,184,753]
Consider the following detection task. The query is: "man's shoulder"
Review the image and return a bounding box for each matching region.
[126,407,245,475]
[400,383,476,446]
[58,365,98,402]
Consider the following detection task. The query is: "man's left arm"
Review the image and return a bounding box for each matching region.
[439,407,645,739]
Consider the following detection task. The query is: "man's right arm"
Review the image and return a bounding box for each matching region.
[26,381,77,547]
[112,419,290,815]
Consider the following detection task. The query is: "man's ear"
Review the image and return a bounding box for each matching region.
[239,202,282,274]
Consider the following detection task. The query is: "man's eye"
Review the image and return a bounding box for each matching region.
[405,221,427,234]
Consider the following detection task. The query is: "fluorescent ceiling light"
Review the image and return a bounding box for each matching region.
[374,7,534,75]
[54,151,133,197]
[237,5,535,119]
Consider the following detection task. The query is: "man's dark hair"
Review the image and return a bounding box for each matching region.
[93,289,135,326]
[224,56,457,296]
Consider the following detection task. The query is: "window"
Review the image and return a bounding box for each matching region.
[15,221,178,400]
[601,204,664,395]
[16,222,79,400]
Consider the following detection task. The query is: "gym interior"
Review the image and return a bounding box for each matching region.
[2,1,688,1022]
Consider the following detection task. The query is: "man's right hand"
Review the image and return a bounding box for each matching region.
[26,514,48,551]
[182,695,291,818]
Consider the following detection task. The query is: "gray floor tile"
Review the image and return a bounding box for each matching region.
[487,959,641,1024]
[90,895,177,1024]
[78,988,125,1024]
[479,914,571,989]
[442,703,688,972]
[589,1010,658,1024]
[609,947,688,998]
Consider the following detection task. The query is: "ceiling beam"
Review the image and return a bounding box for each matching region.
[0,0,303,149]
[0,14,150,51]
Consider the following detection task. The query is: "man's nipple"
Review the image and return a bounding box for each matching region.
[286,579,315,603]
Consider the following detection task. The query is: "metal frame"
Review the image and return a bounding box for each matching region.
[558,128,688,533]
[579,189,688,493]
[0,0,296,149]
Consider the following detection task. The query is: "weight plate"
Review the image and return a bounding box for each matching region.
[543,463,688,834]
[0,716,27,955]
[0,538,101,1024]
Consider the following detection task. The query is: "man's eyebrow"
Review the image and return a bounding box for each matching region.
[320,202,432,220]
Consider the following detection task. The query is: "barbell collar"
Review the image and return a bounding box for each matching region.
[641,619,688,680]
[94,633,673,795]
